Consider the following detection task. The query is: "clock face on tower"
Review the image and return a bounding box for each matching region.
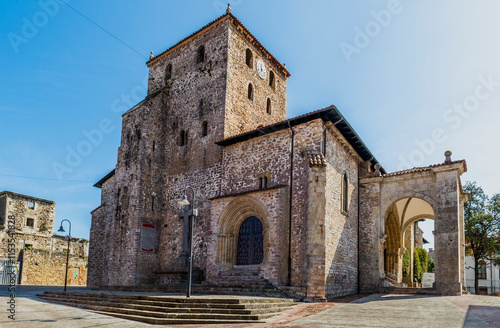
[256,61,266,79]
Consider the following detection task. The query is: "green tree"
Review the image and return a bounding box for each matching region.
[413,248,428,283]
[464,182,500,294]
[402,249,411,277]
[428,256,435,273]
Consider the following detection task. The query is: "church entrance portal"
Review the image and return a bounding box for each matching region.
[236,216,264,265]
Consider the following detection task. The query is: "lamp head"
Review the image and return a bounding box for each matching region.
[58,226,65,233]
[178,195,190,206]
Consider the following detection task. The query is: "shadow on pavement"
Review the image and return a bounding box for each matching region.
[464,305,500,328]
[353,293,436,304]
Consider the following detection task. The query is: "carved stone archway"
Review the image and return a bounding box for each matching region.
[215,196,270,267]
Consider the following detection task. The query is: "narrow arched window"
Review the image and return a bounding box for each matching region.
[341,173,348,213]
[165,64,172,81]
[246,48,253,68]
[263,176,268,189]
[248,83,253,100]
[266,98,271,114]
[202,121,208,137]
[478,260,487,279]
[197,45,205,63]
[269,71,275,88]
[180,130,187,146]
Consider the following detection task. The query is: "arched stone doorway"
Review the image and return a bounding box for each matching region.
[215,196,269,268]
[236,216,264,265]
[383,197,435,287]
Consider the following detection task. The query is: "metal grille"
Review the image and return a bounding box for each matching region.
[0,260,20,285]
[236,217,263,265]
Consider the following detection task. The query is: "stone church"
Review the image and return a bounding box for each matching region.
[88,6,468,300]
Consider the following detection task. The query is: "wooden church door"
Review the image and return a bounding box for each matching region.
[236,216,264,265]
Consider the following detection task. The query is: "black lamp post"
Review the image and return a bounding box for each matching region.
[178,186,197,298]
[57,219,72,292]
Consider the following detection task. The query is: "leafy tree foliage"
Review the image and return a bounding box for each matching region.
[464,182,500,294]
[428,256,435,273]
[402,249,411,277]
[414,248,428,283]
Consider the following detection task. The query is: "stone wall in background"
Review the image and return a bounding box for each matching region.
[20,249,87,286]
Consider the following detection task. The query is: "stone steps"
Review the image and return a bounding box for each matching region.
[38,295,292,315]
[37,291,298,325]
[378,287,438,295]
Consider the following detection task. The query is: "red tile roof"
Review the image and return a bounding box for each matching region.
[147,13,290,78]
[382,160,467,177]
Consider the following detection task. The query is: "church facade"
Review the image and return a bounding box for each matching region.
[88,8,468,300]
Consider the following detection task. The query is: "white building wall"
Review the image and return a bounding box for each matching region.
[464,256,500,294]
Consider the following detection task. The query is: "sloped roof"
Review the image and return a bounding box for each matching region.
[216,105,384,172]
[94,169,115,188]
[147,12,290,78]
[382,160,467,178]
[0,191,54,204]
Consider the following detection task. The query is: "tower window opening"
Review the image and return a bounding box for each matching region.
[180,130,188,146]
[246,48,253,68]
[269,71,275,88]
[248,83,253,100]
[197,45,205,63]
[341,173,348,213]
[202,121,208,137]
[165,64,172,81]
[266,98,271,114]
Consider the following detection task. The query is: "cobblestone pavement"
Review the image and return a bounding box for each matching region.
[1,286,499,327]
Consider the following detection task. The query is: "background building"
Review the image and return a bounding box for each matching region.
[465,256,500,295]
[0,191,88,285]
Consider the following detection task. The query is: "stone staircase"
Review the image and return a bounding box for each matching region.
[162,266,292,298]
[37,291,298,325]
[378,287,438,295]
[381,274,408,288]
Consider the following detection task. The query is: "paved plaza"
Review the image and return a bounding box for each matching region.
[1,286,499,327]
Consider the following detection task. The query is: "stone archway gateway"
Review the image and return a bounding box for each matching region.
[383,197,435,287]
[359,160,469,296]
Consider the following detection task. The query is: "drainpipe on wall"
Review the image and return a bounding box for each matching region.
[287,122,295,286]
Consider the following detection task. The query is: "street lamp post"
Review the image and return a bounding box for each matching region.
[57,219,72,292]
[178,186,197,298]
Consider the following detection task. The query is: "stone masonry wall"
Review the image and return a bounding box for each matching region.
[219,119,324,287]
[224,22,287,138]
[20,249,87,286]
[323,124,360,298]
[90,20,231,287]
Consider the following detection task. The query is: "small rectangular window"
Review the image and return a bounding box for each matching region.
[28,201,35,210]
[26,218,34,228]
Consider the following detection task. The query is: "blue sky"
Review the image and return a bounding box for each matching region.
[1,1,499,248]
